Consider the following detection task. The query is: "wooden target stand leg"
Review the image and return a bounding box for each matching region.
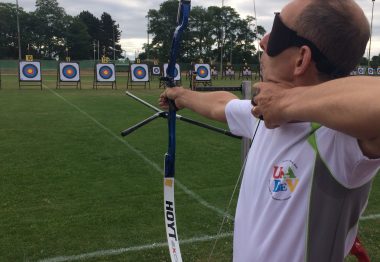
[127,73,150,89]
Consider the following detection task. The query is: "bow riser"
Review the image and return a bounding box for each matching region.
[164,1,191,262]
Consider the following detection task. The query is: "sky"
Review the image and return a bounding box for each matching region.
[5,0,380,60]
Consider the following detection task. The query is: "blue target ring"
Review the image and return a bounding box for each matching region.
[153,67,161,75]
[197,66,209,78]
[99,66,113,79]
[133,66,147,79]
[62,65,77,79]
[22,64,38,78]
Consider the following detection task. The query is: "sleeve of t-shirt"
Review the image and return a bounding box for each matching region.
[225,99,258,138]
[316,127,380,189]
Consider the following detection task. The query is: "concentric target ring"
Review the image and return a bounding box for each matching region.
[99,66,113,79]
[153,67,161,75]
[22,64,38,79]
[197,66,209,79]
[62,65,77,79]
[133,66,147,79]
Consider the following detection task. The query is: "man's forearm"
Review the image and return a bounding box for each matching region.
[169,88,238,122]
[285,76,380,140]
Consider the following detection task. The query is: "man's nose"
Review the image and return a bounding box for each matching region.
[260,33,270,52]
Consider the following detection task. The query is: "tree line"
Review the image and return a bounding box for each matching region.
[1,0,378,67]
[140,0,266,65]
[0,0,122,60]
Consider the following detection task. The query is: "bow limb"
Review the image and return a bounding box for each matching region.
[164,1,191,262]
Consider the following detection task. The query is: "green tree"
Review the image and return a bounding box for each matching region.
[99,12,123,60]
[79,11,101,44]
[65,17,92,60]
[144,1,265,65]
[0,3,20,58]
[33,0,68,59]
[371,54,380,68]
[187,6,214,62]
[147,0,182,62]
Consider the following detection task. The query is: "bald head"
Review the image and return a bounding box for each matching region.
[289,0,370,77]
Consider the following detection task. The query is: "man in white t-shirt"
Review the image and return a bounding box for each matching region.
[159,0,380,261]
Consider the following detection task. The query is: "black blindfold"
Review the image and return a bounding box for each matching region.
[267,13,344,77]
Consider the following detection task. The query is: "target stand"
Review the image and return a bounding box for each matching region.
[18,60,43,90]
[93,63,117,89]
[127,64,150,89]
[357,67,366,75]
[239,65,253,80]
[159,63,181,88]
[211,65,219,80]
[223,65,236,80]
[57,62,81,89]
[190,64,212,89]
[151,65,162,80]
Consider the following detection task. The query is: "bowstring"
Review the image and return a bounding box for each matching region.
[207,0,262,260]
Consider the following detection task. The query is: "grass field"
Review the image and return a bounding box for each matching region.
[0,72,379,261]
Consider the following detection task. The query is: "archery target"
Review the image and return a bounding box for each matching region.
[152,66,161,76]
[164,63,181,81]
[367,68,374,75]
[195,64,211,81]
[357,67,365,75]
[377,68,380,75]
[131,64,149,82]
[96,63,115,82]
[19,61,41,81]
[59,62,80,82]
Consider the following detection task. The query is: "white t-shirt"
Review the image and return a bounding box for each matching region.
[225,99,379,262]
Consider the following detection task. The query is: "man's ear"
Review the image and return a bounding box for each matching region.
[294,45,313,76]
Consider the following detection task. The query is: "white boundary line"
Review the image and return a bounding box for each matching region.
[38,232,233,262]
[360,213,380,221]
[38,213,380,262]
[46,86,233,220]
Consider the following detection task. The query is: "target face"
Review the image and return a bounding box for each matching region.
[131,64,149,82]
[195,64,211,81]
[377,68,380,75]
[367,68,374,75]
[243,68,252,76]
[19,61,41,81]
[96,63,115,82]
[357,67,365,75]
[163,63,181,81]
[152,66,161,76]
[59,62,80,82]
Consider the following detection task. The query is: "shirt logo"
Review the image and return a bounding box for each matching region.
[268,160,299,200]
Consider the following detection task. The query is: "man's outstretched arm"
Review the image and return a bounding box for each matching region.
[159,87,238,122]
[252,76,380,158]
